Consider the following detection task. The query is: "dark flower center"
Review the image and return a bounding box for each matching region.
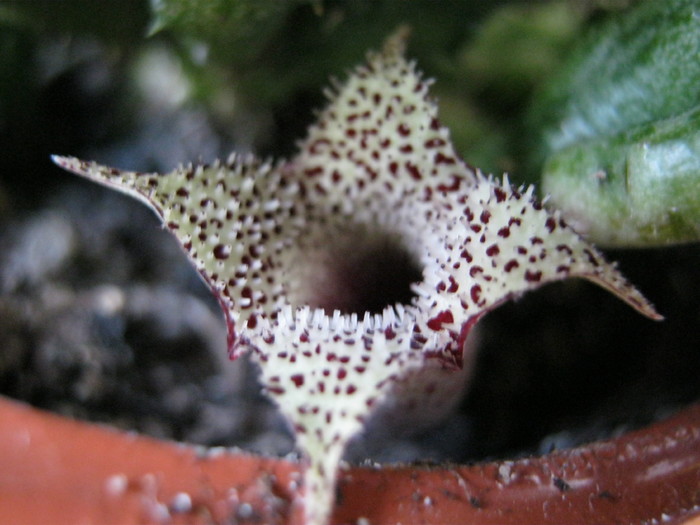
[302,228,423,316]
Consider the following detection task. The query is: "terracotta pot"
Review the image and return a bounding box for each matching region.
[1,394,698,525]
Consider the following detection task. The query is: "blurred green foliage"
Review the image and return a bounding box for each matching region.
[2,0,697,244]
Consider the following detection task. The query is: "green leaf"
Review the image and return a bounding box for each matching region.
[528,0,700,246]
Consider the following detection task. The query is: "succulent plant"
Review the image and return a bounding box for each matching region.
[53,32,660,525]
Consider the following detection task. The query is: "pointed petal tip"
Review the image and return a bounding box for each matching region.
[50,154,70,167]
[381,25,412,57]
[586,271,664,322]
[51,155,88,176]
[638,300,664,321]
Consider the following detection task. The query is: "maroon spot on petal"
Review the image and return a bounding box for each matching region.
[304,166,324,177]
[486,244,500,257]
[504,259,519,272]
[291,374,305,387]
[424,137,446,148]
[434,152,456,165]
[531,236,544,245]
[389,161,399,176]
[397,123,411,136]
[405,162,422,180]
[427,310,454,331]
[247,314,257,329]
[525,270,543,282]
[545,217,557,233]
[470,265,484,277]
[354,366,366,374]
[176,187,189,198]
[337,368,347,380]
[384,326,396,340]
[447,275,459,293]
[437,175,461,192]
[497,226,511,238]
[399,144,413,153]
[480,210,491,224]
[460,249,473,263]
[556,244,573,255]
[584,249,600,266]
[309,138,330,154]
[470,284,482,304]
[346,385,357,395]
[213,244,230,260]
[494,187,507,202]
[556,265,571,274]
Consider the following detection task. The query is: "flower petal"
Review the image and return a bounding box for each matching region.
[293,30,472,213]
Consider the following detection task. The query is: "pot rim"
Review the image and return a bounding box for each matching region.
[0,395,698,524]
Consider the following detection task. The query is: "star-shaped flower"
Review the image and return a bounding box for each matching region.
[53,33,660,525]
